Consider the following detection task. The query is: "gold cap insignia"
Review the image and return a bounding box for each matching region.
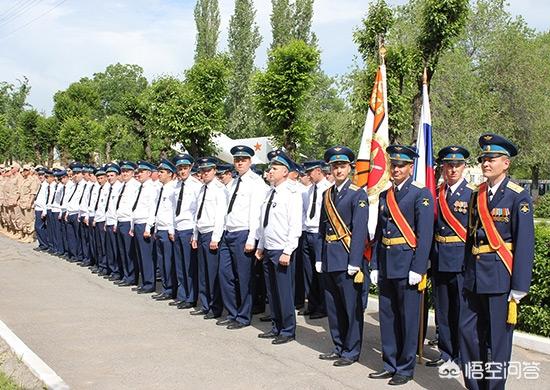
[483,135,493,141]
[395,146,403,151]
[334,147,342,152]
[451,147,459,151]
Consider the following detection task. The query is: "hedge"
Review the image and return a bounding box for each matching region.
[517,223,550,337]
[534,194,550,218]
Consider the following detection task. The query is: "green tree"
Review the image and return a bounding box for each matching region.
[293,0,316,45]
[194,0,220,61]
[57,117,102,162]
[0,78,31,162]
[253,39,320,156]
[270,0,293,49]
[35,115,59,166]
[226,0,262,138]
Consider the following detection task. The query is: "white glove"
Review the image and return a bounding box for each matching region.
[315,261,322,273]
[370,270,378,286]
[408,271,422,286]
[508,290,527,303]
[347,265,360,276]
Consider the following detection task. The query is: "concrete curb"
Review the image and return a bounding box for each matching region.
[0,320,69,390]
[366,296,550,356]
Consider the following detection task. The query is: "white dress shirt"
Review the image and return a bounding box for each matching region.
[302,178,332,233]
[51,183,65,213]
[155,180,177,234]
[132,179,160,231]
[86,182,101,218]
[257,179,303,255]
[60,181,74,214]
[174,176,202,232]
[66,180,86,215]
[116,177,141,223]
[488,176,506,201]
[193,179,227,242]
[93,183,110,223]
[78,180,91,215]
[34,181,49,212]
[105,181,123,226]
[225,169,269,246]
[46,182,57,210]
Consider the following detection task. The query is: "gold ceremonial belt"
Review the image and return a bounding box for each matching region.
[472,242,513,255]
[435,234,462,244]
[325,234,342,242]
[381,237,407,246]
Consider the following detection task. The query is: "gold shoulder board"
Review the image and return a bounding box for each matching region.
[507,181,523,194]
[466,182,478,191]
[349,184,360,191]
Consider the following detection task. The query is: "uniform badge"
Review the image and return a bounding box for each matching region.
[520,202,530,213]
[359,200,367,208]
[453,200,468,214]
[422,198,430,206]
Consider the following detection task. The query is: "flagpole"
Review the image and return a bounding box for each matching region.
[417,66,428,365]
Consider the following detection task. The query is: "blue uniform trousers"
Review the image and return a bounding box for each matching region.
[45,210,55,251]
[434,271,463,362]
[459,291,513,390]
[265,250,296,337]
[117,221,137,284]
[79,216,89,263]
[197,231,223,316]
[95,221,107,273]
[51,212,62,254]
[379,277,421,377]
[324,271,364,361]
[218,230,255,325]
[155,230,175,297]
[174,229,197,303]
[66,213,80,261]
[87,217,96,265]
[105,224,121,278]
[34,210,48,250]
[302,232,326,315]
[133,223,155,292]
[293,235,305,308]
[60,214,69,256]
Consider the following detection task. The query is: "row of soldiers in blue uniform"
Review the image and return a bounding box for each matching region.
[32,132,533,389]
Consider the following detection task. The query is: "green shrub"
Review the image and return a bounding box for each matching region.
[517,224,550,336]
[534,194,550,218]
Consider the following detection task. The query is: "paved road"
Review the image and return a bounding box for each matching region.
[0,235,548,389]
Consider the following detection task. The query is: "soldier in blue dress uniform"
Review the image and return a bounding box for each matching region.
[460,134,534,390]
[426,146,476,367]
[369,145,434,386]
[317,146,369,367]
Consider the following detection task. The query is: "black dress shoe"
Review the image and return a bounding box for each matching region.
[319,352,340,361]
[333,358,355,367]
[113,280,126,285]
[426,358,445,367]
[216,318,233,326]
[259,315,272,322]
[252,306,264,315]
[131,287,142,292]
[369,370,394,379]
[153,294,171,301]
[258,331,278,339]
[117,282,133,287]
[203,312,221,320]
[108,275,121,281]
[137,289,155,294]
[272,335,294,345]
[227,321,247,330]
[177,302,194,309]
[309,312,327,320]
[388,374,412,386]
[190,309,207,315]
[168,300,183,306]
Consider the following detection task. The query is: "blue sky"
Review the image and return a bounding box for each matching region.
[0,0,548,114]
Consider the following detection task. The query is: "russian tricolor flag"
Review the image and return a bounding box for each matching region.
[413,69,436,214]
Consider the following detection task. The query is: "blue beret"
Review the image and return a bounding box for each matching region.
[438,145,469,163]
[303,160,324,172]
[478,133,518,160]
[136,160,156,171]
[386,145,418,163]
[197,157,217,170]
[173,154,194,167]
[324,146,355,164]
[70,162,83,173]
[158,158,176,174]
[268,150,294,170]
[216,163,233,174]
[230,145,255,158]
[119,161,137,171]
[105,163,121,175]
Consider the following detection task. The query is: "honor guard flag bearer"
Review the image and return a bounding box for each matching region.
[353,46,391,241]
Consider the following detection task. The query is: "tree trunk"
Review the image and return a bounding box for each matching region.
[47,147,54,168]
[105,142,111,162]
[531,164,540,199]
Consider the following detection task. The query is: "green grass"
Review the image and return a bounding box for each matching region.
[0,370,22,390]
